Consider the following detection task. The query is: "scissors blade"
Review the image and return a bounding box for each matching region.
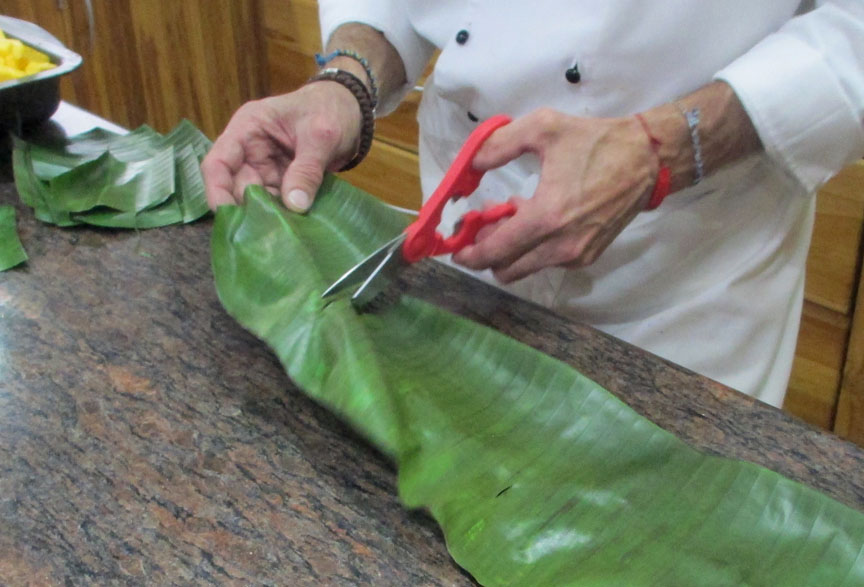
[350,237,409,310]
[321,234,406,301]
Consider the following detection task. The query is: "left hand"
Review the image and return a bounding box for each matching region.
[453,108,659,283]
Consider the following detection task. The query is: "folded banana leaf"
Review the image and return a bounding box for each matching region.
[12,120,211,229]
[0,205,27,271]
[212,179,864,586]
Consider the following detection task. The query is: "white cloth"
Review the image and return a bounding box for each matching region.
[319,1,864,407]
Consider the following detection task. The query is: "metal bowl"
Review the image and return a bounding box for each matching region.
[0,16,83,130]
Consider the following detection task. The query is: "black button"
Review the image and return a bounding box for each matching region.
[456,30,470,44]
[565,66,581,84]
[467,111,479,122]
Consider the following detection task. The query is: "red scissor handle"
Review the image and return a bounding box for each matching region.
[402,114,515,263]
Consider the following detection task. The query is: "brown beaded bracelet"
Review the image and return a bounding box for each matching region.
[306,68,375,172]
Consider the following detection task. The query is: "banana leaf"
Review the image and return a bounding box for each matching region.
[12,120,211,229]
[77,198,184,230]
[0,205,27,271]
[25,125,162,175]
[212,180,864,586]
[46,147,176,213]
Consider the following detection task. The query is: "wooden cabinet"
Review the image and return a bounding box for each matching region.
[836,265,864,444]
[786,163,864,441]
[1,0,267,139]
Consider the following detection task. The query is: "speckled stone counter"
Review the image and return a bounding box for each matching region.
[2,109,864,586]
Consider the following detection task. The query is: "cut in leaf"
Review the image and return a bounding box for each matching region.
[13,120,212,229]
[0,205,27,271]
[211,179,864,586]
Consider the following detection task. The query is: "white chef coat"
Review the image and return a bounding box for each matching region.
[318,1,864,407]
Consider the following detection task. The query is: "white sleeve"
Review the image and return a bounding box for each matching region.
[715,1,864,193]
[318,0,435,115]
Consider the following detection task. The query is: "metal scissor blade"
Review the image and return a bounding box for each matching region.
[321,234,406,300]
[350,240,408,310]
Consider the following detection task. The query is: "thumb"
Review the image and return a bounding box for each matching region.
[281,142,331,213]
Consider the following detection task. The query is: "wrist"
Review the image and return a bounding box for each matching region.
[305,69,375,171]
[634,113,672,210]
[316,52,379,112]
[638,104,693,194]
[641,81,763,196]
[325,23,408,111]
[326,56,371,87]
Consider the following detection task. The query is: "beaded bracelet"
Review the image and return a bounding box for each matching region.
[315,50,379,112]
[306,68,375,172]
[635,113,671,210]
[676,104,704,185]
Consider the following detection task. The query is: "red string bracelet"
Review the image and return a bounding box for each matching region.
[635,113,671,210]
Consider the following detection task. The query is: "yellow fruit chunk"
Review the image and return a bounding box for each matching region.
[22,45,50,64]
[0,28,55,82]
[24,61,54,75]
[0,64,26,83]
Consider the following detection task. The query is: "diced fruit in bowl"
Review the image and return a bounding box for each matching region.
[0,28,55,83]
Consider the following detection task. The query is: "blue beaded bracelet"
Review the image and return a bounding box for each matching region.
[315,50,379,112]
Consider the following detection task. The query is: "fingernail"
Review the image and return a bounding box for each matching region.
[287,189,311,212]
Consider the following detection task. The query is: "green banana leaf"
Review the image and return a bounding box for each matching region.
[0,205,27,271]
[77,197,184,230]
[25,125,162,176]
[12,120,211,229]
[212,180,864,586]
[46,147,176,213]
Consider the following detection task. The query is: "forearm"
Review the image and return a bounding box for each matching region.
[641,81,763,193]
[323,23,408,110]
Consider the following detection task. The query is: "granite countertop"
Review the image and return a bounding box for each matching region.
[2,107,864,585]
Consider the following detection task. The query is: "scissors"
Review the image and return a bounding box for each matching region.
[321,114,517,310]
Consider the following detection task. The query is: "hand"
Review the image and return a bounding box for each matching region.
[201,81,363,212]
[452,108,659,283]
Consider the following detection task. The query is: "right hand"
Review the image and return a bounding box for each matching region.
[202,81,363,213]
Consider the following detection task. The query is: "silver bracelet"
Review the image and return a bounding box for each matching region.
[676,104,704,185]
